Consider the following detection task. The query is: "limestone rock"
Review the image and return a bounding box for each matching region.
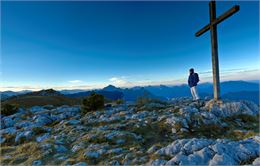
[32,160,42,166]
[2,116,15,128]
[36,133,50,142]
[253,157,260,165]
[15,130,34,143]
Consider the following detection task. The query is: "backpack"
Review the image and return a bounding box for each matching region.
[194,73,199,83]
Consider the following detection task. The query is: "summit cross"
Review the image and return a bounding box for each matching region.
[195,0,240,100]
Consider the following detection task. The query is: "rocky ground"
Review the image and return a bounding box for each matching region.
[1,98,259,165]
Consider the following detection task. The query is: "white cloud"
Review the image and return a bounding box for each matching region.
[109,77,118,82]
[68,80,83,84]
[109,77,129,86]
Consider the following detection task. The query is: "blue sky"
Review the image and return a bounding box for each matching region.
[1,1,259,90]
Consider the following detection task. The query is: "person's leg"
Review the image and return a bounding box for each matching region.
[190,87,196,100]
[193,86,200,100]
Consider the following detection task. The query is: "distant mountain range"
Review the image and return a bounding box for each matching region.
[65,85,159,101]
[1,80,259,105]
[1,90,32,100]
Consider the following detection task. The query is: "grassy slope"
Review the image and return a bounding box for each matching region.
[2,96,81,108]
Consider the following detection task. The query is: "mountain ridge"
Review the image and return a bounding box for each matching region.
[1,80,259,104]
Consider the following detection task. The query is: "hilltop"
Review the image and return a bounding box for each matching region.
[1,98,259,165]
[1,89,80,108]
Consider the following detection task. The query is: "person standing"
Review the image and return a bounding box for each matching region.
[188,68,200,100]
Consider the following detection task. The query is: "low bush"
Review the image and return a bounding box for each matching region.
[136,97,150,108]
[32,127,46,135]
[115,99,124,105]
[1,104,18,116]
[81,93,104,113]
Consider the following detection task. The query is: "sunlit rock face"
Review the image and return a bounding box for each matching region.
[153,137,259,165]
[1,99,259,165]
[205,99,259,118]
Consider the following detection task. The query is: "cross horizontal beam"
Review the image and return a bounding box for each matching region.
[195,5,240,37]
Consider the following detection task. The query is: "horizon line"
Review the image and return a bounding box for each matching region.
[1,79,258,92]
[2,68,259,92]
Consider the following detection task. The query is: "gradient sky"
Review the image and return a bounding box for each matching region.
[1,1,259,90]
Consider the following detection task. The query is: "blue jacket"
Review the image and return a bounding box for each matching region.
[188,73,199,87]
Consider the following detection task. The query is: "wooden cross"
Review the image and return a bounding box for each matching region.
[195,1,239,100]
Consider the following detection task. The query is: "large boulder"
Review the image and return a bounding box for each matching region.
[151,159,167,166]
[205,100,259,117]
[182,138,214,154]
[32,160,42,166]
[84,151,101,159]
[54,144,68,153]
[54,106,80,114]
[209,153,236,166]
[155,139,190,157]
[15,121,37,129]
[155,137,260,165]
[2,116,15,128]
[30,106,48,113]
[15,130,34,143]
[36,133,50,142]
[253,157,260,165]
[186,147,215,165]
[165,116,190,132]
[33,114,53,126]
[0,127,17,135]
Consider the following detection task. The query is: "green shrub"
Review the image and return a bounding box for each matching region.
[115,99,124,105]
[1,104,18,116]
[32,127,46,135]
[136,97,150,108]
[81,93,104,113]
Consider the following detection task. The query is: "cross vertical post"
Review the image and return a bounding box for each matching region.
[195,0,239,101]
[209,1,220,100]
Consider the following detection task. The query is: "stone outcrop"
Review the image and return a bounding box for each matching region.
[1,99,259,165]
